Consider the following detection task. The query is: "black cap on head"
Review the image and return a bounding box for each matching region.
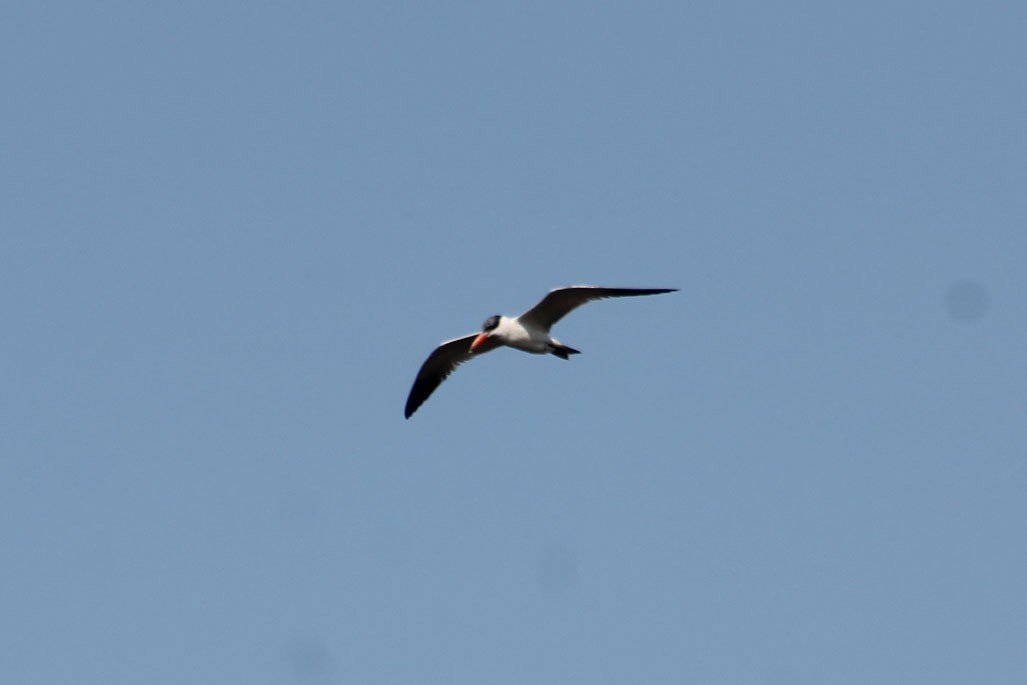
[481,315,500,332]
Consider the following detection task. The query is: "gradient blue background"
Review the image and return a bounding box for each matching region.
[3,2,1025,683]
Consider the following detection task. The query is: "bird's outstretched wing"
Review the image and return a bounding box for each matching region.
[518,286,678,331]
[404,333,503,418]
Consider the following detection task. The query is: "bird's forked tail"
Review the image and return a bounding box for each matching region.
[548,343,581,360]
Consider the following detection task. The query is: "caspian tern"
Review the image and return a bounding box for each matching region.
[404,286,677,418]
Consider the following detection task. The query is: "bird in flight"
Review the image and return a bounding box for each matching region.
[404,285,677,418]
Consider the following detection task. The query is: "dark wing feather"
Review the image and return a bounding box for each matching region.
[404,333,503,418]
[518,286,677,330]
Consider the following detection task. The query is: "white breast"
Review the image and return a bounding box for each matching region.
[496,316,550,353]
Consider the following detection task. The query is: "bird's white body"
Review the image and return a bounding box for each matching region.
[489,315,561,354]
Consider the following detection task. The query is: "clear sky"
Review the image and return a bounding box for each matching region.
[3,2,1025,683]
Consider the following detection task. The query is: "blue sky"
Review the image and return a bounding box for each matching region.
[2,2,1026,683]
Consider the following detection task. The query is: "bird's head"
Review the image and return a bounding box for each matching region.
[470,315,501,352]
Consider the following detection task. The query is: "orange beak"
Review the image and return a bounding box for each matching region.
[470,332,489,352]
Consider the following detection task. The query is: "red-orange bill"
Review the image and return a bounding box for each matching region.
[470,333,489,351]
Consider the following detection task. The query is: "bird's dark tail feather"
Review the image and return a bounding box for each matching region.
[549,343,581,360]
